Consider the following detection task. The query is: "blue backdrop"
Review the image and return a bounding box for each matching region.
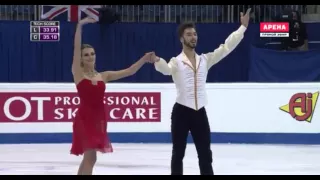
[0,21,320,83]
[249,46,320,82]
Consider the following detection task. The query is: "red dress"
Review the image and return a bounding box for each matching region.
[70,79,113,156]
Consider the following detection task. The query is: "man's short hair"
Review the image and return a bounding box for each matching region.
[177,22,196,38]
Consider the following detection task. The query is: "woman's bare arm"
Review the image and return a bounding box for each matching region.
[71,17,97,84]
[101,52,154,82]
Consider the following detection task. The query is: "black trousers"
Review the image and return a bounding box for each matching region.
[170,103,213,175]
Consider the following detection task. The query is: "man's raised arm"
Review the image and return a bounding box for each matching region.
[205,8,251,70]
[204,25,246,70]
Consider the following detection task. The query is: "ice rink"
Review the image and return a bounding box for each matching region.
[0,143,319,175]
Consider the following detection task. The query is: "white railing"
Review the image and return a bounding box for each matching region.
[0,5,38,21]
[0,5,319,23]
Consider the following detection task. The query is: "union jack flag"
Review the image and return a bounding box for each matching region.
[41,5,101,22]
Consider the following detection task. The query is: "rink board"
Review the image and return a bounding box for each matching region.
[1,132,320,144]
[0,83,319,144]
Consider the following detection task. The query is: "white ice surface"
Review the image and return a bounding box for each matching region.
[0,143,319,175]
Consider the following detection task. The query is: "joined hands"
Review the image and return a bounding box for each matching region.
[142,52,160,64]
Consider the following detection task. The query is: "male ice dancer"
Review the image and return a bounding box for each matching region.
[151,9,251,175]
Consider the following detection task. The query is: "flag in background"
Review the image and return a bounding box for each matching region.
[41,5,101,22]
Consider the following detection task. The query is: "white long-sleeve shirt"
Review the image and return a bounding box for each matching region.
[154,25,247,110]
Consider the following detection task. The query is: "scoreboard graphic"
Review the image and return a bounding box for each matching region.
[30,21,60,42]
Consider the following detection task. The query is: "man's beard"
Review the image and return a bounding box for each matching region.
[183,39,196,49]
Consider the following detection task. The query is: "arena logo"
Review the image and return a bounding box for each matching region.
[0,92,161,123]
[279,92,319,123]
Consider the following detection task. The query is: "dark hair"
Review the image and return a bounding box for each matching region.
[177,22,196,38]
[292,10,301,21]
